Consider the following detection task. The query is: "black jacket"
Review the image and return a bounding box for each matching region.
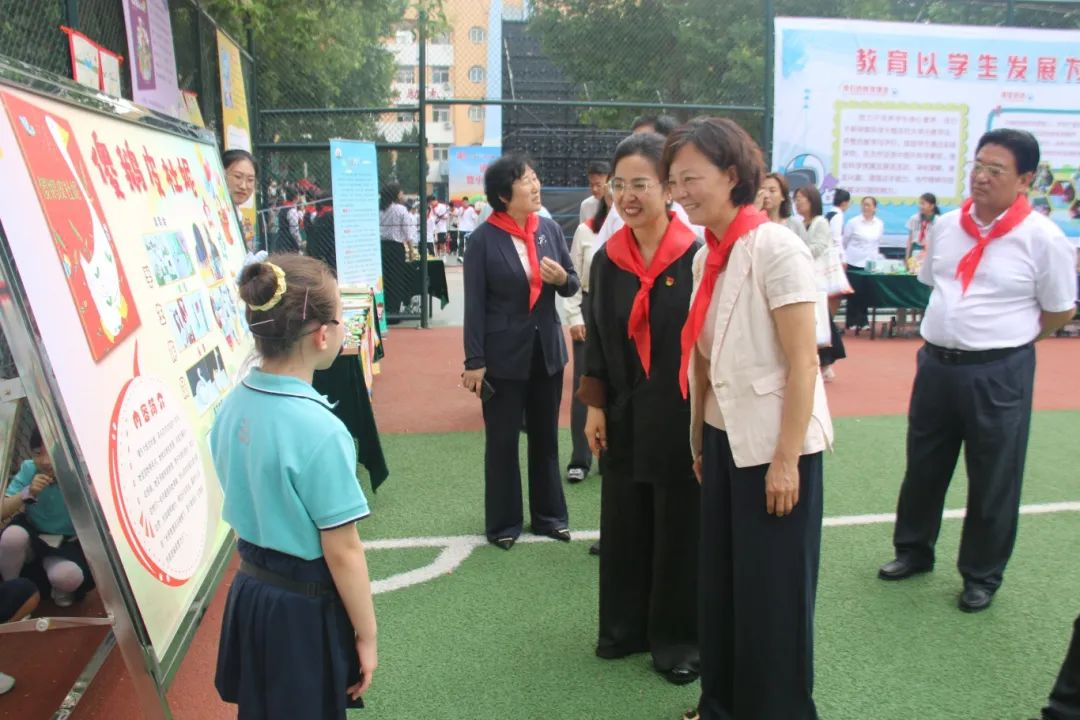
[584,240,700,483]
[463,216,580,379]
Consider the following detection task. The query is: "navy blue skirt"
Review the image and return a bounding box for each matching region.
[216,539,364,719]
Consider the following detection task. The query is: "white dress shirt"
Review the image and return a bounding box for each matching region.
[842,215,884,268]
[918,205,1077,351]
[828,208,846,263]
[459,206,479,233]
[580,195,599,225]
[564,222,597,327]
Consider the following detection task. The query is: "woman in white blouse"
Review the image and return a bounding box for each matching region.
[665,117,833,720]
[565,182,612,485]
[761,172,808,244]
[842,196,884,330]
[795,184,846,381]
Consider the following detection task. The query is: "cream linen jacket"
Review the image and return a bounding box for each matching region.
[688,222,834,468]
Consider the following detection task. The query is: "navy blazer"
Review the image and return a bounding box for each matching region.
[463,216,580,380]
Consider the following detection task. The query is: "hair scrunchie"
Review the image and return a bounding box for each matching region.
[247,262,287,311]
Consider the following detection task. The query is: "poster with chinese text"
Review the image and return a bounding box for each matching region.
[773,18,1080,241]
[449,145,501,204]
[122,0,183,118]
[216,31,255,248]
[330,139,385,331]
[0,85,251,659]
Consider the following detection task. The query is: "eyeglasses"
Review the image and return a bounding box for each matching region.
[608,179,660,195]
[965,161,1011,179]
[228,171,256,187]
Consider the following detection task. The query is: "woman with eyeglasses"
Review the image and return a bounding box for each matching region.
[461,152,580,550]
[664,118,832,720]
[223,149,258,251]
[842,195,884,331]
[565,162,612,486]
[577,132,701,685]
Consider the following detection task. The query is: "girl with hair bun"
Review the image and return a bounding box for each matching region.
[211,254,377,718]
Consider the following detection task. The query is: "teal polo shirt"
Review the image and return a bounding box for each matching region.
[210,369,370,561]
[6,460,76,537]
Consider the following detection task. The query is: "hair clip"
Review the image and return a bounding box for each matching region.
[247,263,287,312]
[301,287,310,321]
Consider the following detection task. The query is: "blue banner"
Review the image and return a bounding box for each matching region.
[329,139,385,329]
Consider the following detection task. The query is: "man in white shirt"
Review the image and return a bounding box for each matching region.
[457,197,479,261]
[428,194,450,256]
[878,129,1078,613]
[579,161,610,225]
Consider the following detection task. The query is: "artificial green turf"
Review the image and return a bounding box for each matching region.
[352,411,1080,719]
[357,411,1080,539]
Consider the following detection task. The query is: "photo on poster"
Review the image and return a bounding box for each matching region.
[185,346,229,414]
[0,90,141,362]
[126,0,156,90]
[164,288,213,351]
[142,230,195,285]
[208,281,245,350]
[189,222,225,283]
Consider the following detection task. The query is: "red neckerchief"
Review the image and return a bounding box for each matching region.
[917,216,932,246]
[679,205,769,398]
[487,211,543,310]
[584,218,594,232]
[956,195,1031,293]
[605,212,696,377]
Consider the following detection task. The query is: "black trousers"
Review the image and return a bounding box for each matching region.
[844,265,869,329]
[892,344,1035,591]
[818,318,846,367]
[1044,614,1080,720]
[482,339,568,540]
[569,293,593,471]
[597,469,699,672]
[698,426,823,720]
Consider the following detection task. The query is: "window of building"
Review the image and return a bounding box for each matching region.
[468,105,485,123]
[397,112,414,123]
[432,105,450,123]
[395,66,414,83]
[430,32,451,44]
[431,66,450,84]
[468,65,485,84]
[469,27,486,44]
[395,30,414,45]
[432,145,449,162]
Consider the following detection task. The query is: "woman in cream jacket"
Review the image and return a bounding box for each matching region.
[664,117,833,720]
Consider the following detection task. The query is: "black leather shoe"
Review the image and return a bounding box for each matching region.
[959,586,994,613]
[589,541,601,556]
[545,528,571,543]
[490,536,515,551]
[878,558,933,581]
[662,665,699,686]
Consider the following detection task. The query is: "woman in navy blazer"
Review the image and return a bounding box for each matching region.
[462,153,580,550]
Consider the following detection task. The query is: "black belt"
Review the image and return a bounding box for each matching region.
[238,559,337,598]
[924,342,1030,365]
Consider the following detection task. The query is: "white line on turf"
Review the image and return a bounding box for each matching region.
[368,501,1080,595]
